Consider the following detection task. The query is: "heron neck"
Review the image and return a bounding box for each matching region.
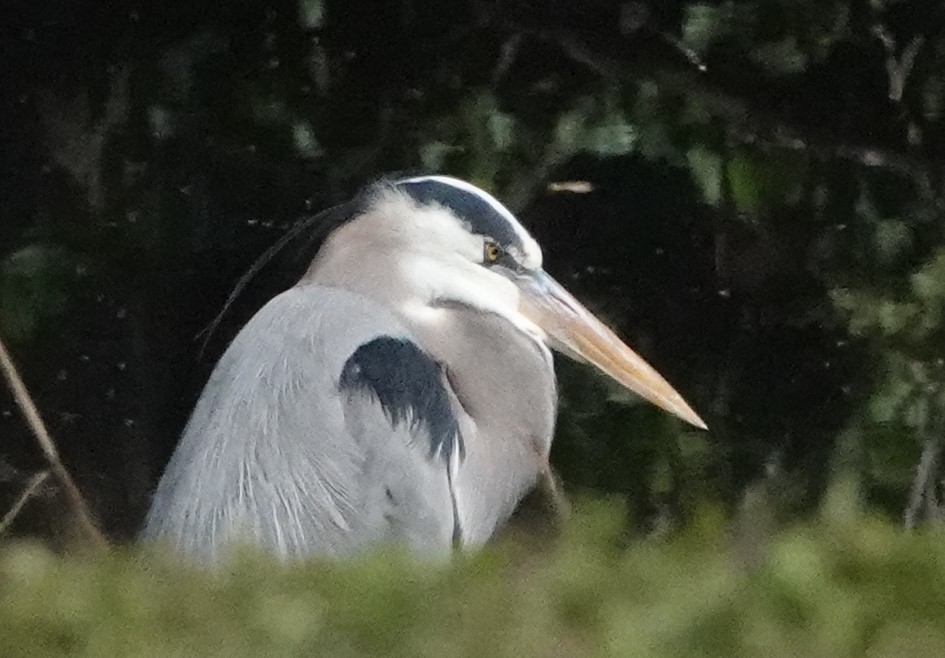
[409,305,559,546]
[305,247,560,545]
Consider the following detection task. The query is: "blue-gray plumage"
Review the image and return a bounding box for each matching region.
[140,175,706,564]
[142,286,460,561]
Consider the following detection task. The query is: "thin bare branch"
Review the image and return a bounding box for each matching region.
[656,30,707,73]
[0,470,50,537]
[871,18,925,102]
[491,33,523,86]
[905,437,943,530]
[924,456,940,524]
[0,335,107,547]
[539,463,571,523]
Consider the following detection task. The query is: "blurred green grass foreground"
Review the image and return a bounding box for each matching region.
[2,488,945,658]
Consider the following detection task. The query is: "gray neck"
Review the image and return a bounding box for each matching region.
[411,304,559,546]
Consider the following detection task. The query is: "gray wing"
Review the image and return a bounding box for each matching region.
[139,284,458,565]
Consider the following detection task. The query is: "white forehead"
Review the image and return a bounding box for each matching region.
[395,175,543,269]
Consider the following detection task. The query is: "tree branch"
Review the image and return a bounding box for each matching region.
[905,436,943,530]
[0,336,107,547]
[0,470,50,537]
[506,23,938,184]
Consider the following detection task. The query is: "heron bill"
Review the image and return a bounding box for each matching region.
[515,269,708,430]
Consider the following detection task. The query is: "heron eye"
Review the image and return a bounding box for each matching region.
[483,241,503,264]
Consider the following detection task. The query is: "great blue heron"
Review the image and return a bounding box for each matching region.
[140,175,706,564]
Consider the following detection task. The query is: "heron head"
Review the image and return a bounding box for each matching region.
[314,174,707,430]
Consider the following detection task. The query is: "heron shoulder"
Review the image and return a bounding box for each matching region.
[241,283,415,376]
[247,283,463,462]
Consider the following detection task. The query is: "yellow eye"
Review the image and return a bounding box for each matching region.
[484,241,502,263]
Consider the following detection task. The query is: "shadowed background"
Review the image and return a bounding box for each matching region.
[2,0,944,547]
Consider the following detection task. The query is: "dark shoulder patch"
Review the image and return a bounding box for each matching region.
[339,337,463,463]
[396,178,524,252]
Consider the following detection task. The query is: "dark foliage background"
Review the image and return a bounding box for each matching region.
[2,0,945,548]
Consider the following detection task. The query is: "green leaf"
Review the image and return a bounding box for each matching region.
[553,108,589,153]
[750,37,809,76]
[584,111,637,157]
[911,250,945,303]
[486,111,516,152]
[687,146,724,206]
[726,153,765,213]
[682,4,725,54]
[292,121,323,159]
[551,99,637,158]
[873,220,913,266]
[418,141,459,171]
[725,152,803,213]
[298,0,324,30]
